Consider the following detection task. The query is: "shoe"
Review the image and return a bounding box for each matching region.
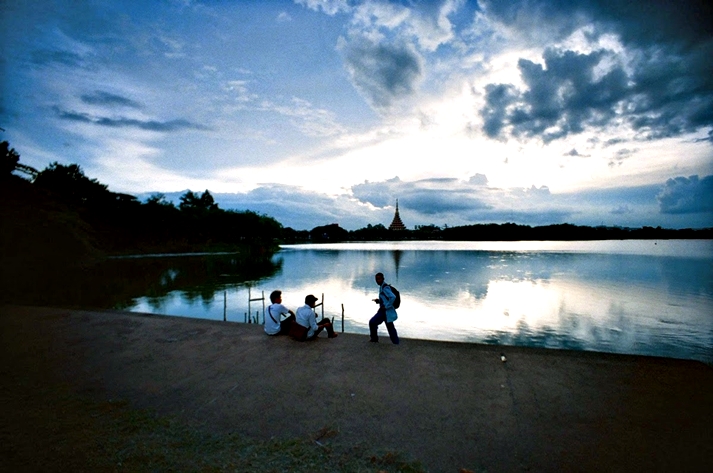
[369,339,378,343]
[328,333,339,338]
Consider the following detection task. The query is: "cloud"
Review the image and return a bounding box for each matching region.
[296,0,350,16]
[608,148,636,167]
[322,0,465,113]
[338,34,424,112]
[611,204,631,215]
[30,49,85,68]
[477,0,713,143]
[469,173,488,185]
[481,48,630,143]
[134,177,700,230]
[80,91,143,109]
[481,83,518,139]
[349,0,459,52]
[223,80,257,104]
[260,97,346,137]
[351,176,493,216]
[347,176,677,228]
[54,107,209,132]
[657,175,713,214]
[276,11,292,22]
[479,0,713,47]
[565,148,589,157]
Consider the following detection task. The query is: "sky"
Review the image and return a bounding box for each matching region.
[2,0,712,231]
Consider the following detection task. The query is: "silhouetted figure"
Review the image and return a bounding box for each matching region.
[369,272,399,344]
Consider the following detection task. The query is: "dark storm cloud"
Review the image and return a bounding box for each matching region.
[339,35,424,111]
[481,83,518,139]
[479,0,713,143]
[657,175,713,214]
[480,0,713,47]
[55,108,208,132]
[482,49,631,143]
[80,91,142,109]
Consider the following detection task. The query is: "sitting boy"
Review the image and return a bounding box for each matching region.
[293,294,338,341]
[264,290,296,336]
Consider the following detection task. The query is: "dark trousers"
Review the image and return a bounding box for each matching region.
[306,319,336,340]
[278,314,295,335]
[369,309,399,344]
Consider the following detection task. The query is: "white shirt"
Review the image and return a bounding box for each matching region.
[264,303,291,335]
[295,304,318,339]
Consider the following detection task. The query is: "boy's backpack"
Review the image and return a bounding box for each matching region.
[387,284,401,309]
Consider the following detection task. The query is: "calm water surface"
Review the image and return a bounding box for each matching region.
[125,240,713,363]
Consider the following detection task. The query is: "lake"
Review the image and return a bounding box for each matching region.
[114,240,713,364]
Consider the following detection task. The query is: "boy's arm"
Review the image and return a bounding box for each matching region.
[309,312,319,331]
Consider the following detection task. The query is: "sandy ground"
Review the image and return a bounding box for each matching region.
[1,305,712,472]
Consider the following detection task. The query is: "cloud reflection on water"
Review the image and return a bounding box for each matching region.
[131,241,712,363]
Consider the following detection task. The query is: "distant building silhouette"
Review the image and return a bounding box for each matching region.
[388,199,406,231]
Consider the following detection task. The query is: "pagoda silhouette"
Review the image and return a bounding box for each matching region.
[388,199,406,231]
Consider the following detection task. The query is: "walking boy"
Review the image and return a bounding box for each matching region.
[369,272,399,344]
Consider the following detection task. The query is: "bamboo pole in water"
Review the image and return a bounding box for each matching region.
[223,291,227,322]
[248,288,265,324]
[341,304,344,333]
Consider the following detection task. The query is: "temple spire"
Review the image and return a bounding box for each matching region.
[388,199,406,231]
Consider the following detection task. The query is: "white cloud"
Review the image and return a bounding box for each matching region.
[295,0,350,16]
[91,139,218,192]
[276,11,292,22]
[261,97,346,137]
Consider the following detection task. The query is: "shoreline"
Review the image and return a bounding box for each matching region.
[2,305,712,472]
[87,306,713,367]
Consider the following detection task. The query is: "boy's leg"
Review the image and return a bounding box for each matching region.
[385,321,399,345]
[317,319,338,338]
[368,310,386,342]
[279,314,295,335]
[306,325,325,341]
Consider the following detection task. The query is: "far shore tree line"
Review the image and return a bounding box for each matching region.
[2,139,711,265]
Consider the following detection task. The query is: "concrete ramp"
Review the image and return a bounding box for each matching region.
[2,306,712,472]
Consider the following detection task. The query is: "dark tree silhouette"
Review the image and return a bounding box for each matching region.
[33,162,112,207]
[145,193,175,208]
[2,140,38,180]
[310,223,349,242]
[179,190,218,213]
